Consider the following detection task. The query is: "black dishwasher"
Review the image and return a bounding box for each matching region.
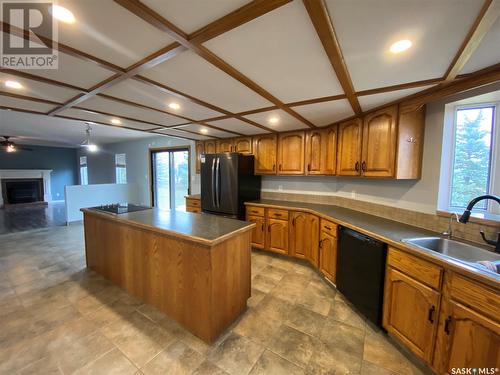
[336,226,387,326]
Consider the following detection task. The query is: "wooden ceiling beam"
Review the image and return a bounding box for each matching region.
[0,91,62,106]
[443,0,500,82]
[355,78,444,96]
[0,69,88,92]
[150,128,216,141]
[302,0,361,115]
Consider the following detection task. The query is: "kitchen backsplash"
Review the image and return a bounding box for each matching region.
[261,191,500,250]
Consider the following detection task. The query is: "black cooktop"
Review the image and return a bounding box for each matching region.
[91,203,151,215]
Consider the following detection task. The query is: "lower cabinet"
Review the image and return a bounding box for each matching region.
[319,222,337,282]
[247,214,265,249]
[267,218,288,254]
[186,197,201,213]
[290,212,319,265]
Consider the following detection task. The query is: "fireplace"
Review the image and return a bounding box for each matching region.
[1,179,44,205]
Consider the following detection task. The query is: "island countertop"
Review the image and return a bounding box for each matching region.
[81,207,254,246]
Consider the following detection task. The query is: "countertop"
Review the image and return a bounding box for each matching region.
[185,194,201,199]
[246,199,500,288]
[82,208,254,246]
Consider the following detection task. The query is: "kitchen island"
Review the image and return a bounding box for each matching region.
[82,208,254,343]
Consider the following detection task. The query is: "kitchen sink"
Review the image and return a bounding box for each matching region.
[402,237,500,275]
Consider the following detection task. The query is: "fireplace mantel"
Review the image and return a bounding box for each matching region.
[0,169,52,205]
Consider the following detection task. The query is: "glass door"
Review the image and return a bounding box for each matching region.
[151,148,190,210]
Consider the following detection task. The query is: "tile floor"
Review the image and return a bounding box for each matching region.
[0,224,430,375]
[0,202,66,235]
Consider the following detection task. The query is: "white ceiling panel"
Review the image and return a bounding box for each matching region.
[326,0,485,91]
[292,99,354,126]
[142,50,272,112]
[103,79,222,120]
[58,108,159,131]
[177,123,236,138]
[154,128,211,140]
[0,96,55,113]
[243,109,307,132]
[205,1,344,102]
[0,72,80,103]
[461,18,500,75]
[358,85,435,112]
[207,118,264,135]
[43,0,174,67]
[141,0,250,34]
[77,96,186,127]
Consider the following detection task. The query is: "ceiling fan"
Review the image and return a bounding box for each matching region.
[80,123,98,152]
[0,136,32,153]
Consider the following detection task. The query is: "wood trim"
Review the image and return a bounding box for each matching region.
[53,113,158,132]
[0,69,88,92]
[0,91,62,106]
[155,128,219,140]
[443,0,500,82]
[0,106,47,116]
[356,78,443,97]
[302,0,362,115]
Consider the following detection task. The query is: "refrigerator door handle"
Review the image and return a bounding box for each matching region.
[215,157,221,207]
[211,158,216,207]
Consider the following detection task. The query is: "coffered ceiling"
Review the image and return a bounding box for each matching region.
[0,0,499,144]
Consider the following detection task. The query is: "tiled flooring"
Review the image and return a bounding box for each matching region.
[0,224,429,375]
[0,202,66,235]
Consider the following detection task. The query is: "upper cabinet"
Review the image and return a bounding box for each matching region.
[278,131,305,175]
[195,141,204,174]
[216,139,233,153]
[306,126,337,175]
[253,134,277,175]
[234,137,253,154]
[204,140,216,154]
[337,118,363,176]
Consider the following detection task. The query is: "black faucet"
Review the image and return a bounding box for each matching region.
[459,194,500,252]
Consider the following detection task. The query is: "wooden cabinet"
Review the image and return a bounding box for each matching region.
[253,134,277,174]
[305,126,337,175]
[395,104,425,179]
[216,139,233,153]
[289,212,320,266]
[383,267,440,362]
[247,215,265,249]
[337,118,362,176]
[186,197,201,213]
[266,218,288,254]
[319,220,337,282]
[234,137,253,154]
[204,140,216,154]
[277,131,305,175]
[361,106,397,177]
[195,141,204,174]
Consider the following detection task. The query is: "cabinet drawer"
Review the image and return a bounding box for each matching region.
[186,198,200,207]
[186,206,201,213]
[449,274,500,322]
[320,219,337,237]
[246,205,264,217]
[387,247,442,290]
[267,208,289,220]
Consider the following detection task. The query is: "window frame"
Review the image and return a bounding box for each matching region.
[115,153,127,184]
[79,156,88,186]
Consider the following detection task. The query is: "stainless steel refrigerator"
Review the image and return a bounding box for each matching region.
[200,153,261,219]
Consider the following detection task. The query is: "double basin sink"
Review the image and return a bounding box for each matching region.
[402,237,500,276]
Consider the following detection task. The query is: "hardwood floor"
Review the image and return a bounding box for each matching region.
[0,202,66,234]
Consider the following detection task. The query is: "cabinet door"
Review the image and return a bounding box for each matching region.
[217,139,233,153]
[278,131,305,175]
[323,126,337,175]
[253,134,277,174]
[319,230,336,282]
[306,130,323,175]
[267,218,288,254]
[361,105,397,177]
[246,215,265,249]
[290,212,308,259]
[234,137,253,154]
[195,141,204,174]
[337,118,362,176]
[204,140,216,154]
[434,300,500,374]
[306,214,319,267]
[383,267,440,363]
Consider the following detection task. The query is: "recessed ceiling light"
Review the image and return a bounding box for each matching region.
[110,118,122,125]
[51,5,76,24]
[269,116,279,124]
[5,80,23,90]
[200,128,208,134]
[87,144,98,152]
[390,39,412,54]
[168,103,180,110]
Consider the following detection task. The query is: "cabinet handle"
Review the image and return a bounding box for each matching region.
[268,225,271,232]
[355,161,359,171]
[319,239,325,248]
[273,164,276,171]
[274,213,282,216]
[324,225,332,230]
[307,164,311,172]
[279,164,282,171]
[428,305,435,323]
[292,217,296,226]
[444,316,452,335]
[261,223,264,231]
[361,161,366,172]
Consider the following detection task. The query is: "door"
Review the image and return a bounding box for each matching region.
[217,139,233,153]
[324,126,337,175]
[337,118,362,176]
[306,214,319,267]
[319,230,336,282]
[290,212,308,259]
[253,134,277,174]
[247,215,265,248]
[195,141,204,174]
[361,106,397,177]
[306,127,337,175]
[151,148,190,210]
[383,267,440,363]
[267,218,288,254]
[278,131,305,175]
[204,140,216,154]
[434,301,500,374]
[234,137,253,154]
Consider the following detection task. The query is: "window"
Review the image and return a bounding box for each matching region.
[115,154,127,184]
[442,103,499,216]
[79,156,88,185]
